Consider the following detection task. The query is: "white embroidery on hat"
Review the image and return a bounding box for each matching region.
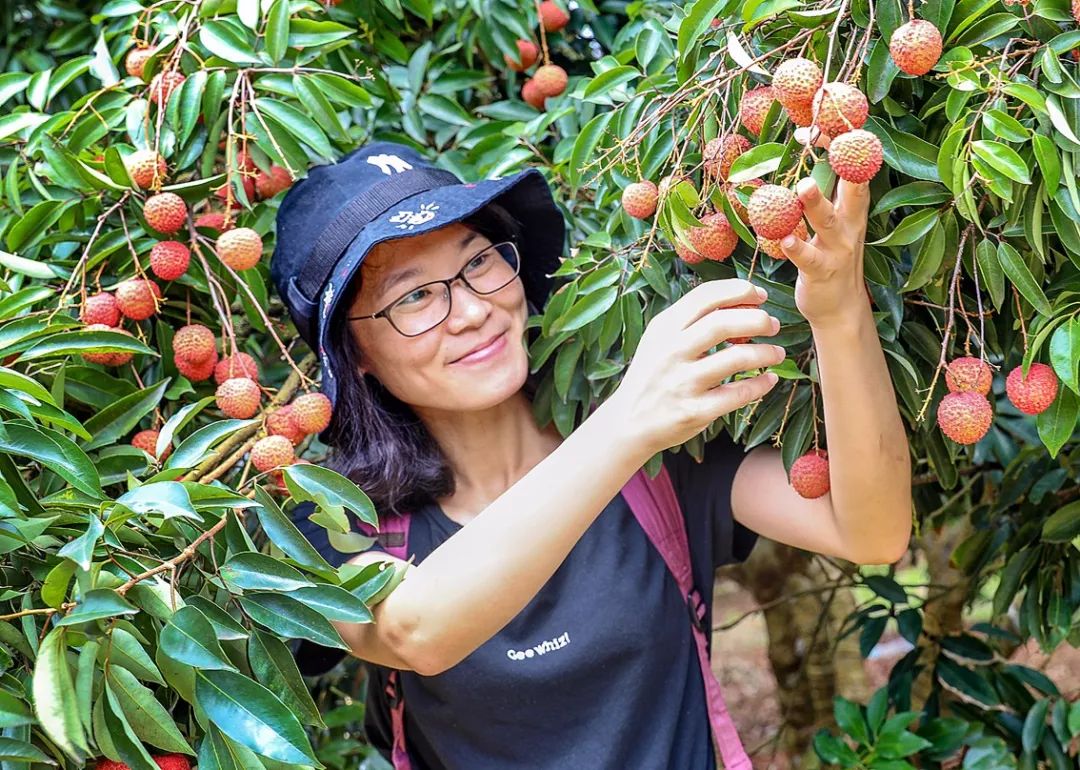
[321,283,334,319]
[389,202,439,230]
[367,154,413,175]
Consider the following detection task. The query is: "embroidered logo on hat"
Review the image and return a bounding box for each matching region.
[367,154,413,175]
[389,202,440,230]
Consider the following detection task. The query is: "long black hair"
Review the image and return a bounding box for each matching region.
[324,203,549,516]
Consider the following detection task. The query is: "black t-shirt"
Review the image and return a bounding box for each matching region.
[291,431,757,769]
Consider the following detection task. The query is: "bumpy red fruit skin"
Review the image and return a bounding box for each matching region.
[937,391,993,444]
[504,39,539,72]
[790,449,830,499]
[214,352,260,385]
[621,181,659,219]
[688,211,738,262]
[703,135,751,180]
[747,185,804,240]
[828,129,884,183]
[251,435,296,473]
[532,64,568,98]
[149,71,185,107]
[216,377,261,419]
[150,241,191,281]
[773,58,823,109]
[96,758,130,770]
[215,176,256,206]
[216,227,263,271]
[115,279,162,320]
[521,79,546,109]
[1005,363,1059,415]
[82,324,135,366]
[674,240,704,264]
[724,178,763,222]
[152,755,191,770]
[125,47,152,79]
[811,82,869,138]
[889,20,943,76]
[1074,0,1080,23]
[254,166,293,199]
[132,429,170,460]
[785,99,814,127]
[290,393,333,434]
[759,219,809,259]
[176,351,217,382]
[267,405,306,445]
[194,211,232,233]
[945,356,992,395]
[740,86,777,136]
[173,324,216,364]
[125,150,167,189]
[539,0,570,31]
[81,292,121,326]
[143,193,187,234]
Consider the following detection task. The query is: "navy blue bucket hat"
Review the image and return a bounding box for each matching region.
[270,141,566,405]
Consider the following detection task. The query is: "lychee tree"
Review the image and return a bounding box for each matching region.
[1,0,1079,769]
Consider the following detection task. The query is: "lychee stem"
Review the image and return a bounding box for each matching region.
[534,0,551,66]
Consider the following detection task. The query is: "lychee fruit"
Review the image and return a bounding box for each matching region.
[1074,0,1080,23]
[290,392,333,434]
[176,351,217,382]
[622,181,659,219]
[724,178,763,222]
[785,99,815,127]
[125,150,167,189]
[937,391,993,444]
[889,20,943,76]
[132,429,170,461]
[114,278,162,320]
[172,324,216,365]
[215,228,263,271]
[688,211,738,262]
[811,82,869,138]
[82,324,135,367]
[674,239,704,265]
[150,241,191,281]
[790,449,830,499]
[251,435,295,473]
[1005,363,1059,415]
[216,377,261,419]
[522,79,546,109]
[214,352,260,385]
[194,211,233,233]
[739,85,777,136]
[747,184,803,240]
[254,165,293,199]
[533,64,568,98]
[772,58,823,110]
[215,176,256,206]
[95,758,129,770]
[539,0,570,32]
[125,47,153,79]
[266,405,306,445]
[703,134,751,180]
[828,129,884,183]
[149,71,185,107]
[80,292,120,327]
[758,219,809,259]
[945,357,992,395]
[504,39,539,72]
[152,755,191,770]
[143,192,187,234]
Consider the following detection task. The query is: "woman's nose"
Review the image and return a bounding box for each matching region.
[445,280,490,329]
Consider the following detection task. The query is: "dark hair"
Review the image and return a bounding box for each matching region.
[324,203,547,515]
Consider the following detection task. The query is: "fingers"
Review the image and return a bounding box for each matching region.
[779,232,825,272]
[794,126,831,150]
[700,371,781,416]
[683,304,778,357]
[690,342,786,388]
[666,278,767,330]
[796,177,837,236]
[836,178,871,219]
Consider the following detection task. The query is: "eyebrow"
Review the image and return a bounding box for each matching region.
[374,231,483,299]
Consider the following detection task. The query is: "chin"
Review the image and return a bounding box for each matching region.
[443,346,530,411]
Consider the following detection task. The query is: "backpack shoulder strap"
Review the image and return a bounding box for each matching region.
[622,464,752,770]
[375,513,411,561]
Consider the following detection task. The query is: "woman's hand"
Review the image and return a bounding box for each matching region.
[609,278,786,454]
[780,140,872,328]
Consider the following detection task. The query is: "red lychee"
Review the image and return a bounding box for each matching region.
[172,324,216,365]
[80,292,120,327]
[504,39,539,72]
[539,1,570,32]
[790,449,830,499]
[945,357,992,396]
[674,240,704,265]
[1005,363,1059,415]
[152,755,191,770]
[688,211,738,262]
[176,351,217,382]
[215,228,263,271]
[150,241,191,281]
[115,278,162,320]
[215,176,256,206]
[772,58,823,110]
[785,99,815,127]
[703,134,751,180]
[143,192,187,234]
[758,219,809,259]
[125,47,153,79]
[194,211,233,233]
[747,184,804,240]
[937,391,993,444]
[95,758,129,770]
[254,165,293,199]
[622,181,659,219]
[739,85,777,136]
[125,150,167,189]
[889,20,943,76]
[216,377,261,419]
[214,352,260,385]
[266,405,306,445]
[149,71,185,107]
[724,178,763,222]
[82,324,135,367]
[522,78,546,109]
[290,393,333,435]
[533,64,568,98]
[132,429,170,461]
[811,82,869,138]
[251,435,296,473]
[828,129,884,184]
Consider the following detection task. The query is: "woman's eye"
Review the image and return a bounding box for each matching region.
[398,288,430,306]
[468,252,490,270]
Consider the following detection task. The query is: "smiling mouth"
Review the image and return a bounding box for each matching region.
[452,331,507,364]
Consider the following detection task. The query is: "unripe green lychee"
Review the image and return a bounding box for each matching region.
[828,129,884,184]
[115,278,162,320]
[216,377,261,419]
[150,241,190,281]
[811,82,869,138]
[143,192,187,234]
[621,181,659,219]
[747,184,803,240]
[889,20,943,76]
[945,357,992,395]
[937,391,993,444]
[790,449,830,499]
[1005,363,1058,415]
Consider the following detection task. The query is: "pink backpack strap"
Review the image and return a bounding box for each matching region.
[622,465,752,770]
[376,512,411,561]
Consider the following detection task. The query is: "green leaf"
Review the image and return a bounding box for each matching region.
[32,629,88,760]
[936,658,998,707]
[292,74,348,144]
[0,737,54,764]
[833,696,870,746]
[1048,318,1079,394]
[1036,383,1077,459]
[166,419,258,470]
[198,724,265,770]
[265,0,291,63]
[55,589,137,627]
[106,628,165,686]
[971,140,1031,184]
[870,182,950,217]
[20,328,155,361]
[996,242,1051,316]
[902,222,945,291]
[101,682,158,770]
[289,584,373,623]
[239,592,348,650]
[116,481,200,521]
[0,422,101,497]
[582,65,638,100]
[569,111,613,190]
[1032,133,1061,192]
[252,487,334,573]
[727,142,785,184]
[869,209,938,247]
[56,515,104,571]
[550,286,618,333]
[106,666,192,754]
[195,669,316,764]
[247,629,324,727]
[220,553,313,592]
[184,596,249,641]
[160,606,238,672]
[253,98,334,160]
[1042,500,1080,543]
[864,575,908,604]
[282,463,377,527]
[82,379,170,451]
[199,20,260,64]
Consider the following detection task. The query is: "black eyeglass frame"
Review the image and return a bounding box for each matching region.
[345,240,522,338]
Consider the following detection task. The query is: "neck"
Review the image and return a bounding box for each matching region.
[413,389,563,522]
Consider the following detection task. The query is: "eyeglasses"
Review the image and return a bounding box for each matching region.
[346,241,521,337]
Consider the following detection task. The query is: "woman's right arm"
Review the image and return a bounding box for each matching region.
[333,278,786,676]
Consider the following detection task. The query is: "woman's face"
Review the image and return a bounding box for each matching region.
[346,223,530,412]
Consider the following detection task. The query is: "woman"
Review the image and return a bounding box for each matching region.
[270,141,912,769]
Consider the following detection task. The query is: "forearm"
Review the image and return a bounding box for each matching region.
[382,399,654,673]
[813,303,912,563]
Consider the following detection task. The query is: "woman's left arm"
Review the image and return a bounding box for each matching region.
[730,174,912,565]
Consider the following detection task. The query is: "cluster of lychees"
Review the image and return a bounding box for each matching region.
[248,392,335,479]
[506,1,570,110]
[936,357,1060,445]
